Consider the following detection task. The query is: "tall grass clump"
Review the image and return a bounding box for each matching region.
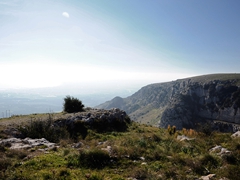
[90,116,131,133]
[69,149,111,169]
[18,116,69,143]
[167,125,176,135]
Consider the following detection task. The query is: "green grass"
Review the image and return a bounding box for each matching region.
[1,116,240,179]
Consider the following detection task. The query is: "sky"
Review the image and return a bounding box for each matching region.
[0,0,240,91]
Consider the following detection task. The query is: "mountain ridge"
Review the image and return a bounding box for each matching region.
[96,73,240,131]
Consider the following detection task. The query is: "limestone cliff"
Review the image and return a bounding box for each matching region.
[96,74,240,132]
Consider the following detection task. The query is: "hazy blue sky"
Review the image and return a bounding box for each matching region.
[1,0,240,90]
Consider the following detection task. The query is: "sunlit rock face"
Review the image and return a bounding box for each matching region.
[96,74,240,132]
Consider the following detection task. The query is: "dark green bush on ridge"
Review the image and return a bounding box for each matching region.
[63,96,84,113]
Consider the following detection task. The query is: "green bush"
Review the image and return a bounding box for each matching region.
[129,167,148,179]
[63,96,84,113]
[71,120,88,140]
[200,154,221,172]
[197,122,213,136]
[77,149,111,169]
[0,144,6,152]
[0,158,12,170]
[223,153,239,165]
[90,117,130,133]
[19,117,69,143]
[6,149,28,159]
[218,164,240,179]
[67,154,79,167]
[59,168,70,177]
[88,173,104,180]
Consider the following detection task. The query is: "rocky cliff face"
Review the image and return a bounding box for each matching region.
[160,78,240,131]
[96,74,240,132]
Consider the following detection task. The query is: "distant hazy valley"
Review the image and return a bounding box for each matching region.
[0,85,137,117]
[1,74,240,133]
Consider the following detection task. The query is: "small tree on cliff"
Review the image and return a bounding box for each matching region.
[63,96,84,113]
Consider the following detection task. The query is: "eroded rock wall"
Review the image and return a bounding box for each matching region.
[160,79,240,130]
[96,74,240,132]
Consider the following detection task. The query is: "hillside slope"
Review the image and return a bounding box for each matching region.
[96,74,240,131]
[1,117,240,179]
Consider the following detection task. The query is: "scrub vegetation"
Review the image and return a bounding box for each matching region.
[0,113,240,180]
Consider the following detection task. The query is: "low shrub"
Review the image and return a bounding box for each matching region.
[151,133,162,142]
[18,117,69,143]
[76,149,111,169]
[6,149,28,159]
[138,138,147,148]
[88,173,104,180]
[197,122,214,136]
[90,117,130,133]
[200,154,221,169]
[63,149,70,156]
[42,172,54,180]
[219,164,240,179]
[167,125,176,135]
[146,148,166,161]
[68,120,88,140]
[67,154,79,167]
[129,167,148,180]
[0,144,6,152]
[223,153,239,165]
[164,167,177,179]
[189,160,206,175]
[59,168,70,177]
[0,158,12,170]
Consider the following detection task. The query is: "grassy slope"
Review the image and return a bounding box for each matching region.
[0,113,240,180]
[0,112,70,126]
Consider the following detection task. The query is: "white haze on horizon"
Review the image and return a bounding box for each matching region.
[0,61,196,92]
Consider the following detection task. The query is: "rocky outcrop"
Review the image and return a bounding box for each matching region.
[96,74,240,132]
[0,137,56,150]
[1,108,130,144]
[200,174,216,180]
[53,108,130,134]
[231,131,240,138]
[209,145,231,156]
[54,108,129,127]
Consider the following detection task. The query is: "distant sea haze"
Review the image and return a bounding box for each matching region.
[0,89,134,117]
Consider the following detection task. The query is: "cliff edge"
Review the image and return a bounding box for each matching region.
[96,74,240,132]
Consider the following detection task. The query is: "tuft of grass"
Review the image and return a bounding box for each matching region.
[88,173,104,180]
[18,117,69,143]
[0,158,12,170]
[76,149,111,169]
[6,149,29,159]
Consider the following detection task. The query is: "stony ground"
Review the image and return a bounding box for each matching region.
[0,110,240,180]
